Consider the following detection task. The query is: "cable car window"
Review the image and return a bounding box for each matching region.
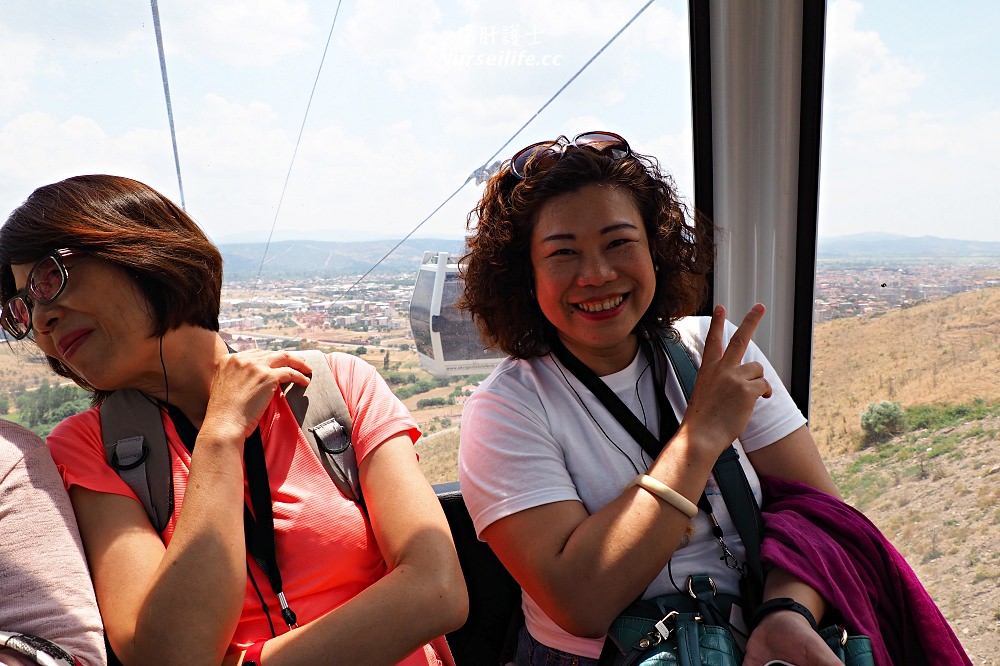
[410,269,435,359]
[436,275,497,362]
[813,4,1000,660]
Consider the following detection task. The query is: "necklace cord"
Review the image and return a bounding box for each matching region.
[548,333,746,576]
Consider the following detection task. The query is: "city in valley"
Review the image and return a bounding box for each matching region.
[211,259,1000,468]
[218,259,1000,349]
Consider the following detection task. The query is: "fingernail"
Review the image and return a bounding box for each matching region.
[714,305,724,317]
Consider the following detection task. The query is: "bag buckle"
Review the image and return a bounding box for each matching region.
[686,575,717,598]
[639,610,680,649]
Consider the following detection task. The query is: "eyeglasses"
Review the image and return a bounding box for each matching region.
[509,131,631,180]
[1,249,74,340]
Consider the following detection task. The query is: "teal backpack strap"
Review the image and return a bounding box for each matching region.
[286,350,363,508]
[660,332,766,608]
[661,334,698,398]
[100,389,174,532]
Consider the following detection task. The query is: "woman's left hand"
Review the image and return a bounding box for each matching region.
[743,611,844,666]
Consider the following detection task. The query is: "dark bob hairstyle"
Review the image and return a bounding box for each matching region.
[0,174,223,393]
[458,140,714,359]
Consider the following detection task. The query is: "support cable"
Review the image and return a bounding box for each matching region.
[334,0,655,302]
[251,0,344,298]
[151,0,185,209]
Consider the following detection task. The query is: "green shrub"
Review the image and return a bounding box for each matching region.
[860,401,905,447]
[416,397,447,408]
[396,379,436,399]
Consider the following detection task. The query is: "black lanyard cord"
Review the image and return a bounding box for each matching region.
[243,428,298,629]
[167,405,297,631]
[548,333,742,571]
[548,334,677,459]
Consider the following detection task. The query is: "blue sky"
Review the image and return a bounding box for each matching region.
[1,0,997,244]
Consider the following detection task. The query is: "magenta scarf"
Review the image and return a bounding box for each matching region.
[759,475,972,666]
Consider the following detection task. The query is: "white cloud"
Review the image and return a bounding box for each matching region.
[168,0,316,67]
[0,26,42,111]
[340,0,682,132]
[825,0,924,119]
[0,112,179,212]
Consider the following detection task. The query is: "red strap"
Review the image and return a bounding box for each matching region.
[242,639,266,666]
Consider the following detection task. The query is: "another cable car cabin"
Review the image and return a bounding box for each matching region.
[409,250,503,377]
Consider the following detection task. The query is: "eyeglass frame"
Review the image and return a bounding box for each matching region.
[1,249,75,340]
[508,130,631,180]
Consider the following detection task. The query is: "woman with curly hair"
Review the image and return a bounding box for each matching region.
[456,132,844,666]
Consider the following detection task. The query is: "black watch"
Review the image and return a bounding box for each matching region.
[750,597,819,631]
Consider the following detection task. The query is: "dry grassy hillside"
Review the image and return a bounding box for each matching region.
[808,286,1000,662]
[811,285,1000,456]
[825,416,1000,664]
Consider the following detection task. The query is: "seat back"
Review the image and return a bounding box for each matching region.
[435,482,522,666]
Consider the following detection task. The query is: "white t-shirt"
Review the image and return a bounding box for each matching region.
[458,316,806,658]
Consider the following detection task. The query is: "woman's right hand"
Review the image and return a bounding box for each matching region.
[674,304,772,460]
[201,350,312,441]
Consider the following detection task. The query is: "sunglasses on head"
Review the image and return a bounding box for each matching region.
[509,131,631,180]
[1,249,74,340]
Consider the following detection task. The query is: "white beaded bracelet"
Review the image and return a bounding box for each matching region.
[630,474,699,519]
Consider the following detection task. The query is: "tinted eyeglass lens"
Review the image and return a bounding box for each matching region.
[0,254,69,340]
[29,256,65,303]
[511,141,561,179]
[1,298,30,339]
[573,132,629,159]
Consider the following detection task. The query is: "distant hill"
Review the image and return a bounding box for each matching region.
[218,234,1000,280]
[818,233,1000,259]
[219,238,466,280]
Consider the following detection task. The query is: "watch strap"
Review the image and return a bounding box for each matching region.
[750,597,819,631]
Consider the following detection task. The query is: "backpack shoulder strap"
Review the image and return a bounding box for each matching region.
[660,332,765,605]
[661,333,698,399]
[286,350,363,508]
[101,349,365,532]
[100,389,173,532]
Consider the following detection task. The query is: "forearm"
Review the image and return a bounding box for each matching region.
[761,567,827,626]
[257,557,466,666]
[744,569,844,666]
[130,436,247,664]
[523,429,719,636]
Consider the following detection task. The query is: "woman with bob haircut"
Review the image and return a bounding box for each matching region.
[457,132,848,666]
[0,174,468,666]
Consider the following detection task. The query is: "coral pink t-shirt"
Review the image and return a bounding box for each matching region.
[48,353,441,665]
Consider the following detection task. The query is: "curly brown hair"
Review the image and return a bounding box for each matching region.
[458,140,714,359]
[0,174,223,398]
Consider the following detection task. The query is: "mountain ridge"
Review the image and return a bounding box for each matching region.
[220,238,466,280]
[218,234,1000,280]
[818,233,1000,258]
